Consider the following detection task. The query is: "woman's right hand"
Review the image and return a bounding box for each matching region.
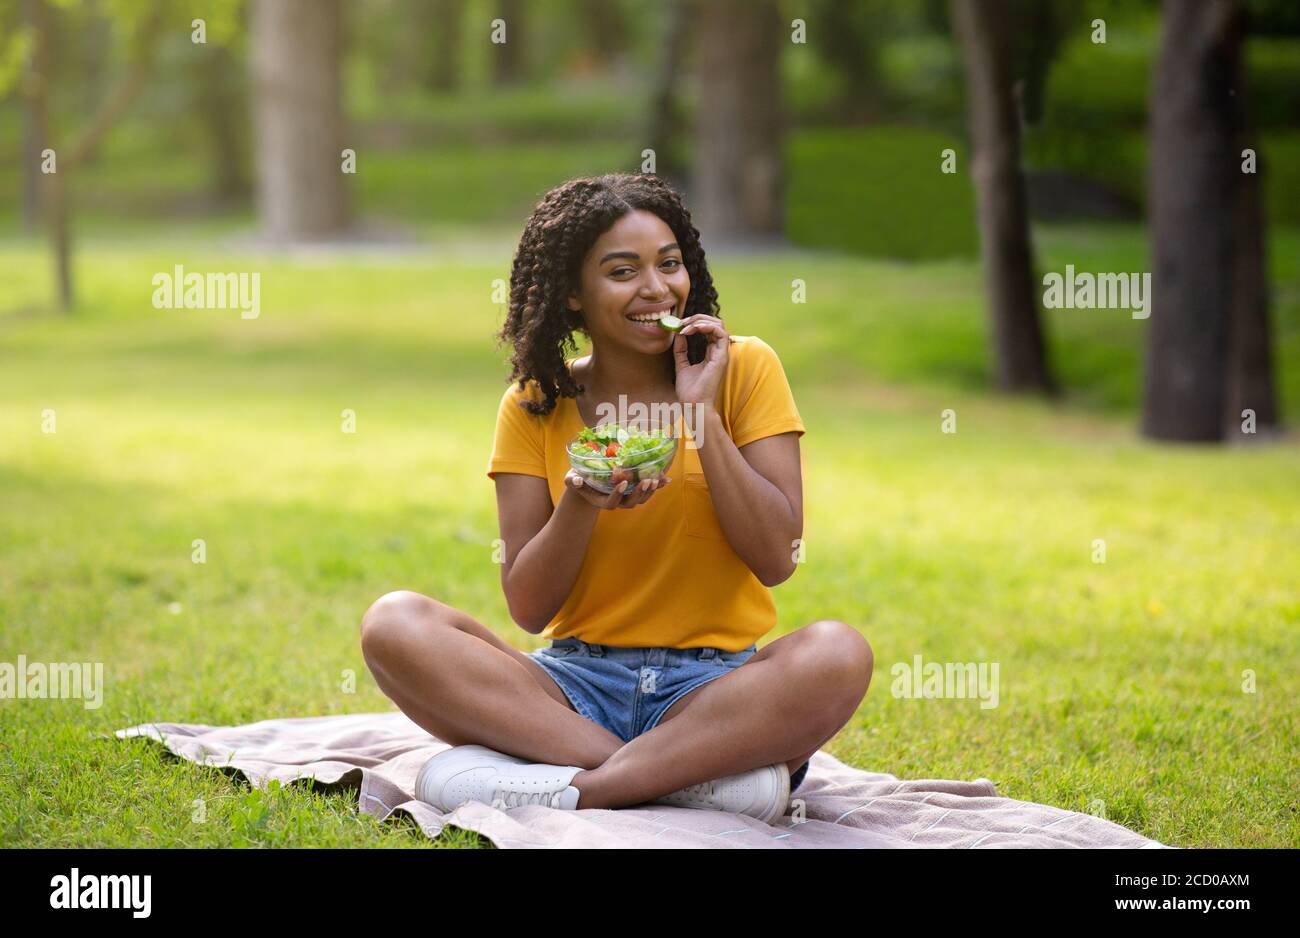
[563,469,669,510]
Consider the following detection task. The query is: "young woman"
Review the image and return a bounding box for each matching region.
[360,173,872,822]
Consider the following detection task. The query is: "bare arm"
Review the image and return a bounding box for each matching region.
[672,316,803,587]
[494,475,597,632]
[494,471,666,633]
[695,410,803,586]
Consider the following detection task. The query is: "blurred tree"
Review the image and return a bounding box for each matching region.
[190,41,251,206]
[20,97,41,231]
[920,0,948,31]
[951,0,1054,393]
[250,0,349,240]
[1243,0,1300,33]
[11,0,42,233]
[578,0,626,69]
[76,6,109,116]
[20,0,165,311]
[425,0,465,93]
[362,0,463,97]
[1142,0,1240,440]
[1006,0,1076,126]
[1227,140,1278,437]
[492,0,526,86]
[646,0,692,185]
[1225,4,1279,436]
[358,0,406,96]
[807,0,885,122]
[693,0,784,241]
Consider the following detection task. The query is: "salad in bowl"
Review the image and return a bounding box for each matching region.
[566,419,678,494]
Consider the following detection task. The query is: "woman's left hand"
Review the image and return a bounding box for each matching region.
[673,314,730,406]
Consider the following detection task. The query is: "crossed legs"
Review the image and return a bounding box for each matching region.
[359,590,873,809]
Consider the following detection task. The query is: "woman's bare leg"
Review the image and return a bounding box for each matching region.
[570,620,872,809]
[359,590,624,769]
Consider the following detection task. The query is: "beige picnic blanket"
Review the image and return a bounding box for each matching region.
[114,711,1171,848]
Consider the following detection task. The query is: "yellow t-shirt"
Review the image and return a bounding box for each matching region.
[487,334,805,651]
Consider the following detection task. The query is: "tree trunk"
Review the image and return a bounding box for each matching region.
[27,0,71,310]
[492,0,525,86]
[1224,13,1278,438]
[21,102,43,234]
[692,0,784,242]
[20,0,44,234]
[646,0,693,185]
[192,43,252,206]
[1142,0,1240,441]
[951,0,1053,393]
[24,0,162,311]
[77,12,110,118]
[44,173,73,312]
[579,0,626,68]
[426,0,464,93]
[811,0,881,123]
[1225,149,1278,437]
[250,0,349,241]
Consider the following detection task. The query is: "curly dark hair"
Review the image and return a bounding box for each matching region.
[498,172,719,416]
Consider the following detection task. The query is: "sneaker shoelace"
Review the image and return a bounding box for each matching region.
[492,787,564,809]
[677,779,716,798]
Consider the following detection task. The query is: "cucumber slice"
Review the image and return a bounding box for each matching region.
[658,314,684,333]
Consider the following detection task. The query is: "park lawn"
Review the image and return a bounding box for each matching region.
[0,227,1297,848]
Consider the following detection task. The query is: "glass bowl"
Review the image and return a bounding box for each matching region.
[566,417,678,495]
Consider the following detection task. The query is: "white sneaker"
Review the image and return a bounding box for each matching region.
[415,744,584,812]
[649,762,790,823]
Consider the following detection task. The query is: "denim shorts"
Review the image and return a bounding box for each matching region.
[527,636,809,793]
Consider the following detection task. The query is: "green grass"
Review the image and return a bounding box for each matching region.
[787,126,978,260]
[0,225,1297,848]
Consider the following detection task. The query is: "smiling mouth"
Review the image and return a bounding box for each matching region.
[627,302,677,324]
